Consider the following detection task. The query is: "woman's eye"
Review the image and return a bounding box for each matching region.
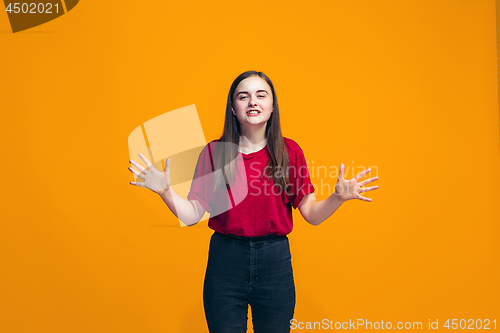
[239,95,265,100]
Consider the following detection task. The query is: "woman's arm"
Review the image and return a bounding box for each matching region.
[298,163,379,226]
[129,154,206,226]
[158,187,205,226]
[298,193,343,226]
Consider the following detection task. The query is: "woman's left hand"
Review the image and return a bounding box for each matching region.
[334,163,379,202]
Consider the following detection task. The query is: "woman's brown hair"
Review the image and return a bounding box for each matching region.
[211,70,291,196]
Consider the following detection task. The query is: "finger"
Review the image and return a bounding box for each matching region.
[128,167,146,180]
[358,176,379,187]
[357,195,372,202]
[355,168,371,182]
[129,181,146,187]
[138,153,153,169]
[339,163,345,180]
[359,185,379,193]
[164,158,171,173]
[129,160,147,174]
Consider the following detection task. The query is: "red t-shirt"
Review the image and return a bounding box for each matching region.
[187,137,315,237]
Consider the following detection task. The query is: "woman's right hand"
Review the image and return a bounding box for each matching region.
[128,153,171,196]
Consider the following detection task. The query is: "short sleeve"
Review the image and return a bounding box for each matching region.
[290,144,315,209]
[187,144,215,214]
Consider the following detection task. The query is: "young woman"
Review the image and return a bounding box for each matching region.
[128,71,379,332]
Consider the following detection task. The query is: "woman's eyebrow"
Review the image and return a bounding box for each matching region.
[236,90,269,96]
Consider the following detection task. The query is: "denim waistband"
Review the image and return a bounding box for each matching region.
[213,231,288,244]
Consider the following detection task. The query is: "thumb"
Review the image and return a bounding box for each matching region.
[164,158,170,173]
[339,163,344,180]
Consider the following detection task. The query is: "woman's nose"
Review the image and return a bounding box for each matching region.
[248,96,258,105]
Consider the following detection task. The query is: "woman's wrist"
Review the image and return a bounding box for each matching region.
[158,186,171,197]
[332,192,344,203]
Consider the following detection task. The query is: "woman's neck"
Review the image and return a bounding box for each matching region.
[238,125,267,153]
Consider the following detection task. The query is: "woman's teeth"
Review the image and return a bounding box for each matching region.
[247,111,259,114]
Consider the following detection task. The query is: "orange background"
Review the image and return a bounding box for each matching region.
[1,0,499,332]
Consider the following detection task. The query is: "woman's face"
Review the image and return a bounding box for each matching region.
[232,76,274,127]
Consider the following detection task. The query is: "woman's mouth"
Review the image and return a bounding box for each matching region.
[247,110,261,116]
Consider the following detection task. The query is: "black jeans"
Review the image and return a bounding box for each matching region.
[203,231,296,333]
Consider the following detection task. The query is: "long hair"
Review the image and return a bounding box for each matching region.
[212,71,291,195]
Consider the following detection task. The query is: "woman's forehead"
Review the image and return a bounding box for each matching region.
[235,76,270,93]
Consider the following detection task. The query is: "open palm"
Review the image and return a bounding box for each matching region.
[334,163,379,202]
[128,153,171,195]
